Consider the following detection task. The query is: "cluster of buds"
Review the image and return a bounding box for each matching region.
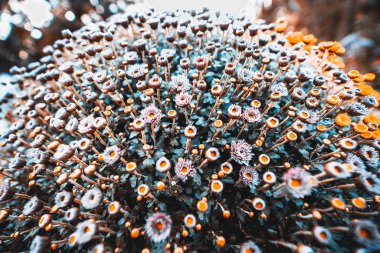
[0,7,380,253]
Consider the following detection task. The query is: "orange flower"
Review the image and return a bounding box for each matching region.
[363,114,380,125]
[372,129,380,139]
[327,41,342,53]
[353,123,368,133]
[357,83,380,98]
[327,54,345,69]
[275,17,288,33]
[303,34,318,45]
[364,72,376,82]
[326,95,341,105]
[335,47,346,55]
[287,32,304,44]
[335,113,351,127]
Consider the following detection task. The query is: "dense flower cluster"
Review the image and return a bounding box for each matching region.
[0,7,380,253]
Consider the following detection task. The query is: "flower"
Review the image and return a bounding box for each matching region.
[145,212,172,243]
[312,226,332,245]
[103,145,121,165]
[243,107,261,123]
[228,104,242,119]
[78,115,97,134]
[348,102,370,116]
[127,64,146,79]
[141,105,162,124]
[205,147,220,162]
[156,157,171,173]
[75,220,97,244]
[174,91,192,108]
[30,236,50,253]
[240,240,262,253]
[350,220,380,250]
[0,181,14,202]
[283,168,313,198]
[23,196,42,215]
[346,153,366,173]
[175,159,195,182]
[81,187,104,210]
[230,139,253,164]
[238,69,254,84]
[55,191,72,208]
[324,162,351,179]
[169,75,191,92]
[356,171,380,195]
[184,214,196,228]
[359,145,379,168]
[239,166,259,188]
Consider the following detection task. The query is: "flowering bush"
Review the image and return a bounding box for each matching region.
[0,8,380,253]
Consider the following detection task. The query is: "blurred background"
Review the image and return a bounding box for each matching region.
[0,0,379,87]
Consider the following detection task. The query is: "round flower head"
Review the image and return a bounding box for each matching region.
[350,220,380,250]
[291,120,307,133]
[39,214,52,228]
[75,220,97,245]
[373,139,380,151]
[141,105,162,124]
[23,196,42,216]
[252,197,266,211]
[312,226,332,245]
[175,159,195,182]
[103,145,122,165]
[338,138,358,151]
[78,115,97,134]
[205,147,220,162]
[68,233,78,248]
[348,102,370,116]
[127,64,146,79]
[263,171,277,184]
[228,104,242,119]
[149,74,162,89]
[169,75,191,92]
[132,117,146,131]
[296,245,315,253]
[238,69,254,84]
[64,207,80,222]
[124,51,138,63]
[53,144,74,161]
[184,126,197,139]
[145,212,172,243]
[65,117,79,132]
[283,168,313,198]
[184,214,196,228]
[243,107,262,123]
[0,181,14,202]
[108,201,121,215]
[210,180,224,193]
[30,236,50,253]
[174,91,192,108]
[240,240,262,253]
[220,162,233,175]
[230,139,253,165]
[356,171,380,195]
[137,184,150,196]
[161,48,176,60]
[346,153,366,173]
[324,161,351,179]
[91,244,106,253]
[55,190,72,208]
[271,83,288,97]
[81,187,104,210]
[156,157,171,173]
[239,166,259,189]
[359,145,379,168]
